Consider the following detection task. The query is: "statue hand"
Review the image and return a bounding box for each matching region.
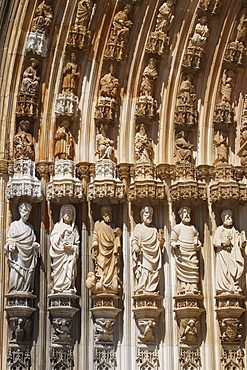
[114,227,122,237]
[171,242,179,250]
[73,245,79,255]
[8,244,16,253]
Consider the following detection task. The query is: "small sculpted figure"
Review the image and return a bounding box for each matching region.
[86,206,122,293]
[95,124,114,160]
[214,130,228,164]
[110,5,132,43]
[4,202,40,293]
[236,9,247,43]
[190,16,209,49]
[54,120,75,161]
[50,205,80,294]
[175,131,193,163]
[62,53,80,95]
[9,317,31,343]
[135,124,153,162]
[20,59,40,97]
[138,320,156,342]
[95,319,114,342]
[99,65,119,100]
[13,120,34,160]
[139,58,158,97]
[213,209,246,295]
[178,75,196,106]
[155,0,175,34]
[52,318,71,343]
[221,69,235,104]
[74,0,93,29]
[171,206,201,295]
[132,206,164,295]
[31,0,53,35]
[180,319,198,343]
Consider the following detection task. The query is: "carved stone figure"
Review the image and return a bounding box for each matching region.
[190,16,209,49]
[52,318,72,343]
[180,319,198,343]
[135,124,153,162]
[220,318,242,342]
[175,131,193,163]
[13,120,34,160]
[139,58,158,97]
[132,206,164,294]
[67,0,93,49]
[171,206,201,295]
[54,120,75,161]
[95,124,114,160]
[31,0,53,35]
[104,5,133,61]
[236,9,247,43]
[95,319,115,342]
[20,59,40,97]
[213,209,246,295]
[175,75,198,126]
[182,17,209,70]
[9,317,31,343]
[50,205,80,294]
[214,130,228,164]
[99,65,119,99]
[221,69,235,103]
[146,0,175,56]
[138,320,156,342]
[62,53,80,95]
[86,206,122,294]
[4,202,40,293]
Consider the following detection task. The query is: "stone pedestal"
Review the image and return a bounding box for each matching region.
[182,46,204,71]
[48,293,79,370]
[146,31,169,56]
[95,97,117,123]
[136,96,158,119]
[25,31,49,57]
[67,26,90,49]
[6,159,43,202]
[88,160,125,201]
[213,102,234,125]
[224,42,247,66]
[47,160,83,202]
[174,104,198,127]
[55,93,79,116]
[16,95,38,118]
[5,292,36,370]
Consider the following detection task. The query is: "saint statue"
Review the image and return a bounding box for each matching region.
[50,205,80,294]
[74,0,93,29]
[62,53,80,95]
[4,202,40,293]
[110,5,132,43]
[132,206,164,295]
[13,120,34,160]
[20,59,40,97]
[139,58,158,97]
[214,130,228,164]
[175,131,193,163]
[170,206,201,295]
[31,0,53,35]
[99,65,119,100]
[95,124,114,160]
[221,69,235,104]
[213,209,246,295]
[54,120,75,161]
[86,206,122,294]
[155,0,175,34]
[177,75,196,106]
[190,16,209,49]
[135,124,153,162]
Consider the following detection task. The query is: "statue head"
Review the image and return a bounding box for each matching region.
[221,209,233,227]
[148,58,156,68]
[60,120,70,129]
[60,204,76,226]
[109,64,115,75]
[178,206,191,224]
[123,5,131,14]
[19,120,30,132]
[137,123,147,135]
[18,202,32,222]
[71,53,77,63]
[199,16,207,25]
[30,58,39,68]
[101,206,112,223]
[140,206,153,225]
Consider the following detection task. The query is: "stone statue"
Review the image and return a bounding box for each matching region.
[13,120,34,160]
[62,53,80,95]
[213,209,246,295]
[31,0,53,35]
[50,205,80,294]
[74,0,93,29]
[139,58,158,97]
[132,206,164,294]
[236,9,247,43]
[135,124,153,162]
[20,59,40,97]
[86,206,122,293]
[54,120,75,161]
[99,65,119,100]
[170,206,201,295]
[95,124,114,160]
[175,131,193,163]
[95,319,115,342]
[221,69,235,103]
[4,202,40,293]
[155,0,175,34]
[190,16,209,49]
[180,319,198,343]
[214,130,228,164]
[177,75,196,106]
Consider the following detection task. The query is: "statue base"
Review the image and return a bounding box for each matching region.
[182,46,204,71]
[25,30,49,57]
[94,97,117,123]
[135,96,158,119]
[55,93,79,116]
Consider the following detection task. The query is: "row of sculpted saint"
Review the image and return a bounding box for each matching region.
[4,203,246,297]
